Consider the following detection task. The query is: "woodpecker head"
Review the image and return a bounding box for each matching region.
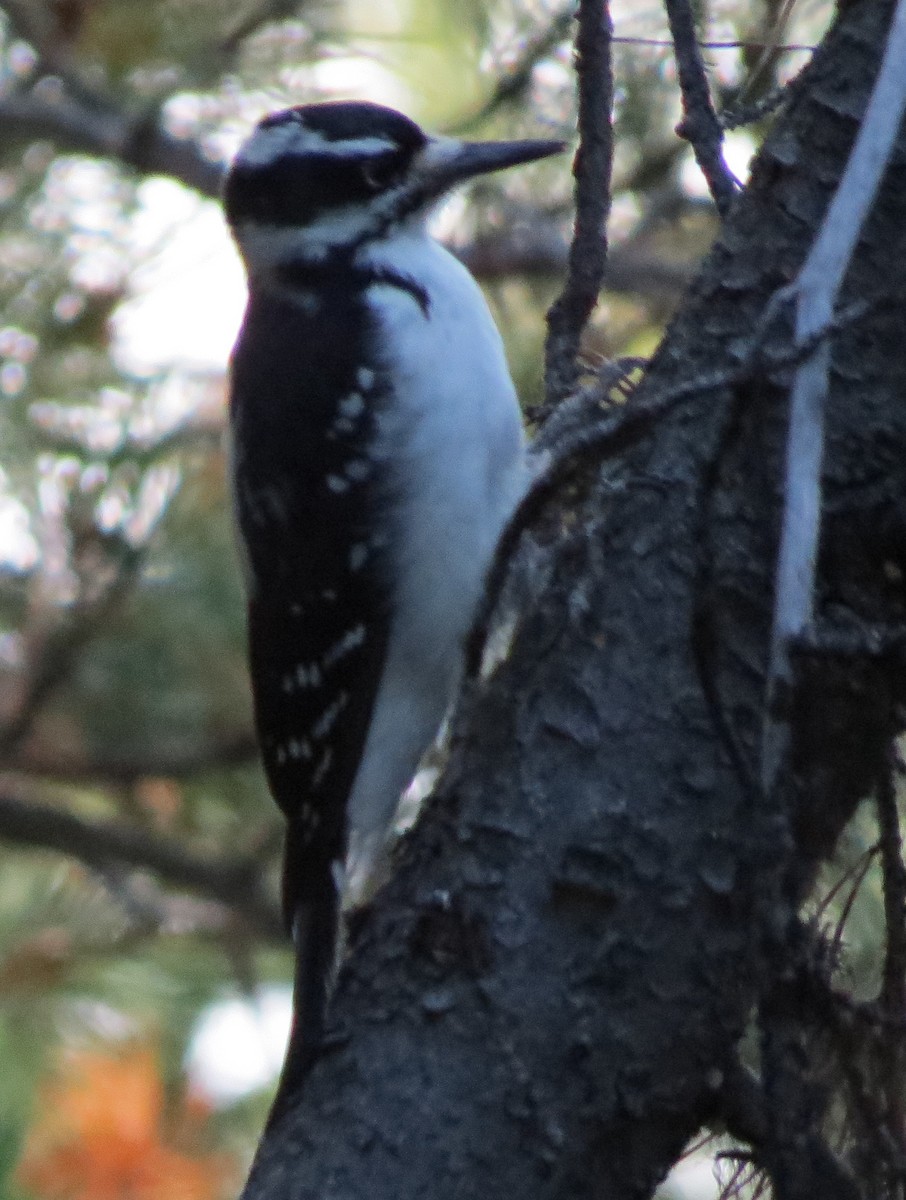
[224,100,563,269]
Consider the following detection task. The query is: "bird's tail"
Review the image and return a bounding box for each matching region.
[265,876,341,1130]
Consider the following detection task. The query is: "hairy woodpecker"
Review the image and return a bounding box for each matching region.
[224,100,562,1107]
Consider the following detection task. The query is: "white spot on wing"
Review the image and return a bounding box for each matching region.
[345,459,371,482]
[349,543,368,571]
[300,804,320,830]
[296,663,322,688]
[326,474,349,493]
[312,693,348,740]
[322,624,367,669]
[290,290,320,316]
[312,746,333,788]
[338,392,365,419]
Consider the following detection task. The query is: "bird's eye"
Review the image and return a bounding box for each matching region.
[361,153,400,192]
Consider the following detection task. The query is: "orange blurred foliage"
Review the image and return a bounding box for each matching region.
[17,1045,236,1200]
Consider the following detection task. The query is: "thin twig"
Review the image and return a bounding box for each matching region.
[544,0,614,407]
[735,0,798,110]
[812,844,880,925]
[761,0,906,797]
[720,86,790,132]
[828,849,878,964]
[612,36,815,53]
[664,0,737,216]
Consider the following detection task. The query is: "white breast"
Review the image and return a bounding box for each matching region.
[345,226,527,887]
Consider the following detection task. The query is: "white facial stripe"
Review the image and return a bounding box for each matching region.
[237,120,304,168]
[237,122,397,170]
[234,184,418,268]
[299,132,398,158]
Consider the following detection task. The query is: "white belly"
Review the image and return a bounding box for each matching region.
[345,228,527,882]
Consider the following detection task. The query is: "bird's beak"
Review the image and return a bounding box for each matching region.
[414,134,565,197]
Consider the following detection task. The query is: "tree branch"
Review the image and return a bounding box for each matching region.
[0,784,282,937]
[455,226,695,299]
[0,89,225,196]
[10,729,258,785]
[761,0,906,796]
[544,0,614,406]
[664,0,738,216]
[241,3,906,1196]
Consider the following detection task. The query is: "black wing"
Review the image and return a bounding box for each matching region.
[229,279,391,924]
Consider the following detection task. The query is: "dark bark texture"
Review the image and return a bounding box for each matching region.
[242,1,906,1196]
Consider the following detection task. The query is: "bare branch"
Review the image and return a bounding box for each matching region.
[664,0,737,216]
[761,0,906,795]
[0,783,282,937]
[0,89,225,196]
[612,36,815,53]
[544,0,614,406]
[456,225,694,299]
[11,729,258,785]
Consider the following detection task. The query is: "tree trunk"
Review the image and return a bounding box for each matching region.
[242,2,906,1196]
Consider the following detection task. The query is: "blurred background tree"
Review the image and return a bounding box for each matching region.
[0,1,862,1195]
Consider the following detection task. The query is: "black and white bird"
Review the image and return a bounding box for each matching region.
[224,100,562,1109]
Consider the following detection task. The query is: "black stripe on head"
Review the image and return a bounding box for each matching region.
[266,102,427,149]
[224,101,428,229]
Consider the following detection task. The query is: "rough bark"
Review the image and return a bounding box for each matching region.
[242,1,906,1196]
